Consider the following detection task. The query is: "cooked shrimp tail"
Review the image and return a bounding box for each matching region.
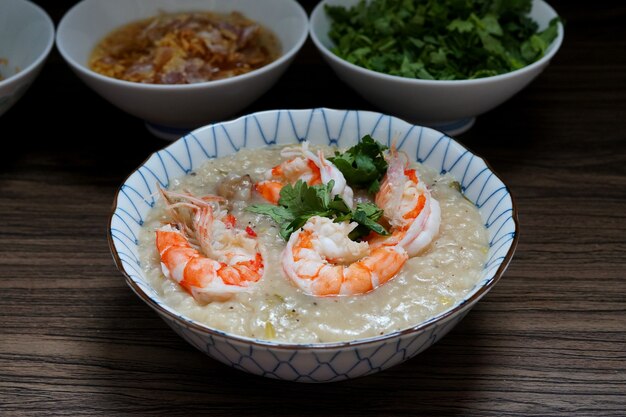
[255,142,354,207]
[155,188,264,303]
[370,148,441,256]
[282,216,408,296]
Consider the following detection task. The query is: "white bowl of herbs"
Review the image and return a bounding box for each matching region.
[310,0,563,135]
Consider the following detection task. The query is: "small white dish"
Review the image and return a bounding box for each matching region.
[109,108,519,382]
[56,0,308,140]
[0,0,55,117]
[309,0,564,135]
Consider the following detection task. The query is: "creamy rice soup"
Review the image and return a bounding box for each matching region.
[138,142,488,344]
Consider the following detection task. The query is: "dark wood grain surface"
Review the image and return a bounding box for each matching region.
[1,1,625,415]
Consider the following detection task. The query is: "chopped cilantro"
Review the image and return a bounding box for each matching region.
[328,135,388,193]
[349,202,388,240]
[247,180,389,240]
[326,0,561,80]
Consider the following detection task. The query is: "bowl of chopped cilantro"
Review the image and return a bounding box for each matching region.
[310,0,563,135]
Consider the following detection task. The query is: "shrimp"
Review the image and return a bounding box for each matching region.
[282,216,408,296]
[369,148,441,257]
[155,189,264,303]
[255,141,354,208]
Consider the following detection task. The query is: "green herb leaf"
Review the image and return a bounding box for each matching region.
[328,195,352,214]
[326,0,561,80]
[248,180,338,240]
[328,135,388,193]
[247,180,388,241]
[349,203,389,240]
[355,202,385,221]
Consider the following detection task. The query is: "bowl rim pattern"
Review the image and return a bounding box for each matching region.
[108,108,519,350]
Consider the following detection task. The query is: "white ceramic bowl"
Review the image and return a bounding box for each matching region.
[108,108,518,382]
[0,0,54,117]
[56,0,308,140]
[310,0,564,135]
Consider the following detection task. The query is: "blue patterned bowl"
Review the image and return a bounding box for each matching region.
[108,108,518,382]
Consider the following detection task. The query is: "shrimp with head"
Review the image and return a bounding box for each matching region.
[255,141,354,208]
[155,188,264,303]
[369,148,441,256]
[282,216,408,296]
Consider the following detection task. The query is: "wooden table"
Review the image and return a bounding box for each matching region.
[1,1,625,415]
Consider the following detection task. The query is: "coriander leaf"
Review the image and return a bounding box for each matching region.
[367,179,381,194]
[246,204,293,224]
[447,19,474,33]
[246,204,295,240]
[328,135,388,192]
[479,32,506,56]
[326,0,561,80]
[276,180,308,214]
[348,203,389,240]
[328,195,352,214]
[355,202,385,221]
[247,180,339,240]
[247,179,390,241]
[482,14,503,36]
[275,180,334,215]
[284,215,320,240]
[279,221,295,241]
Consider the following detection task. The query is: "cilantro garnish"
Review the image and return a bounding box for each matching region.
[247,180,389,240]
[328,135,388,193]
[326,0,561,80]
[348,202,388,240]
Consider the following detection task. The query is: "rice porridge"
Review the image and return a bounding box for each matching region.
[138,144,488,344]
